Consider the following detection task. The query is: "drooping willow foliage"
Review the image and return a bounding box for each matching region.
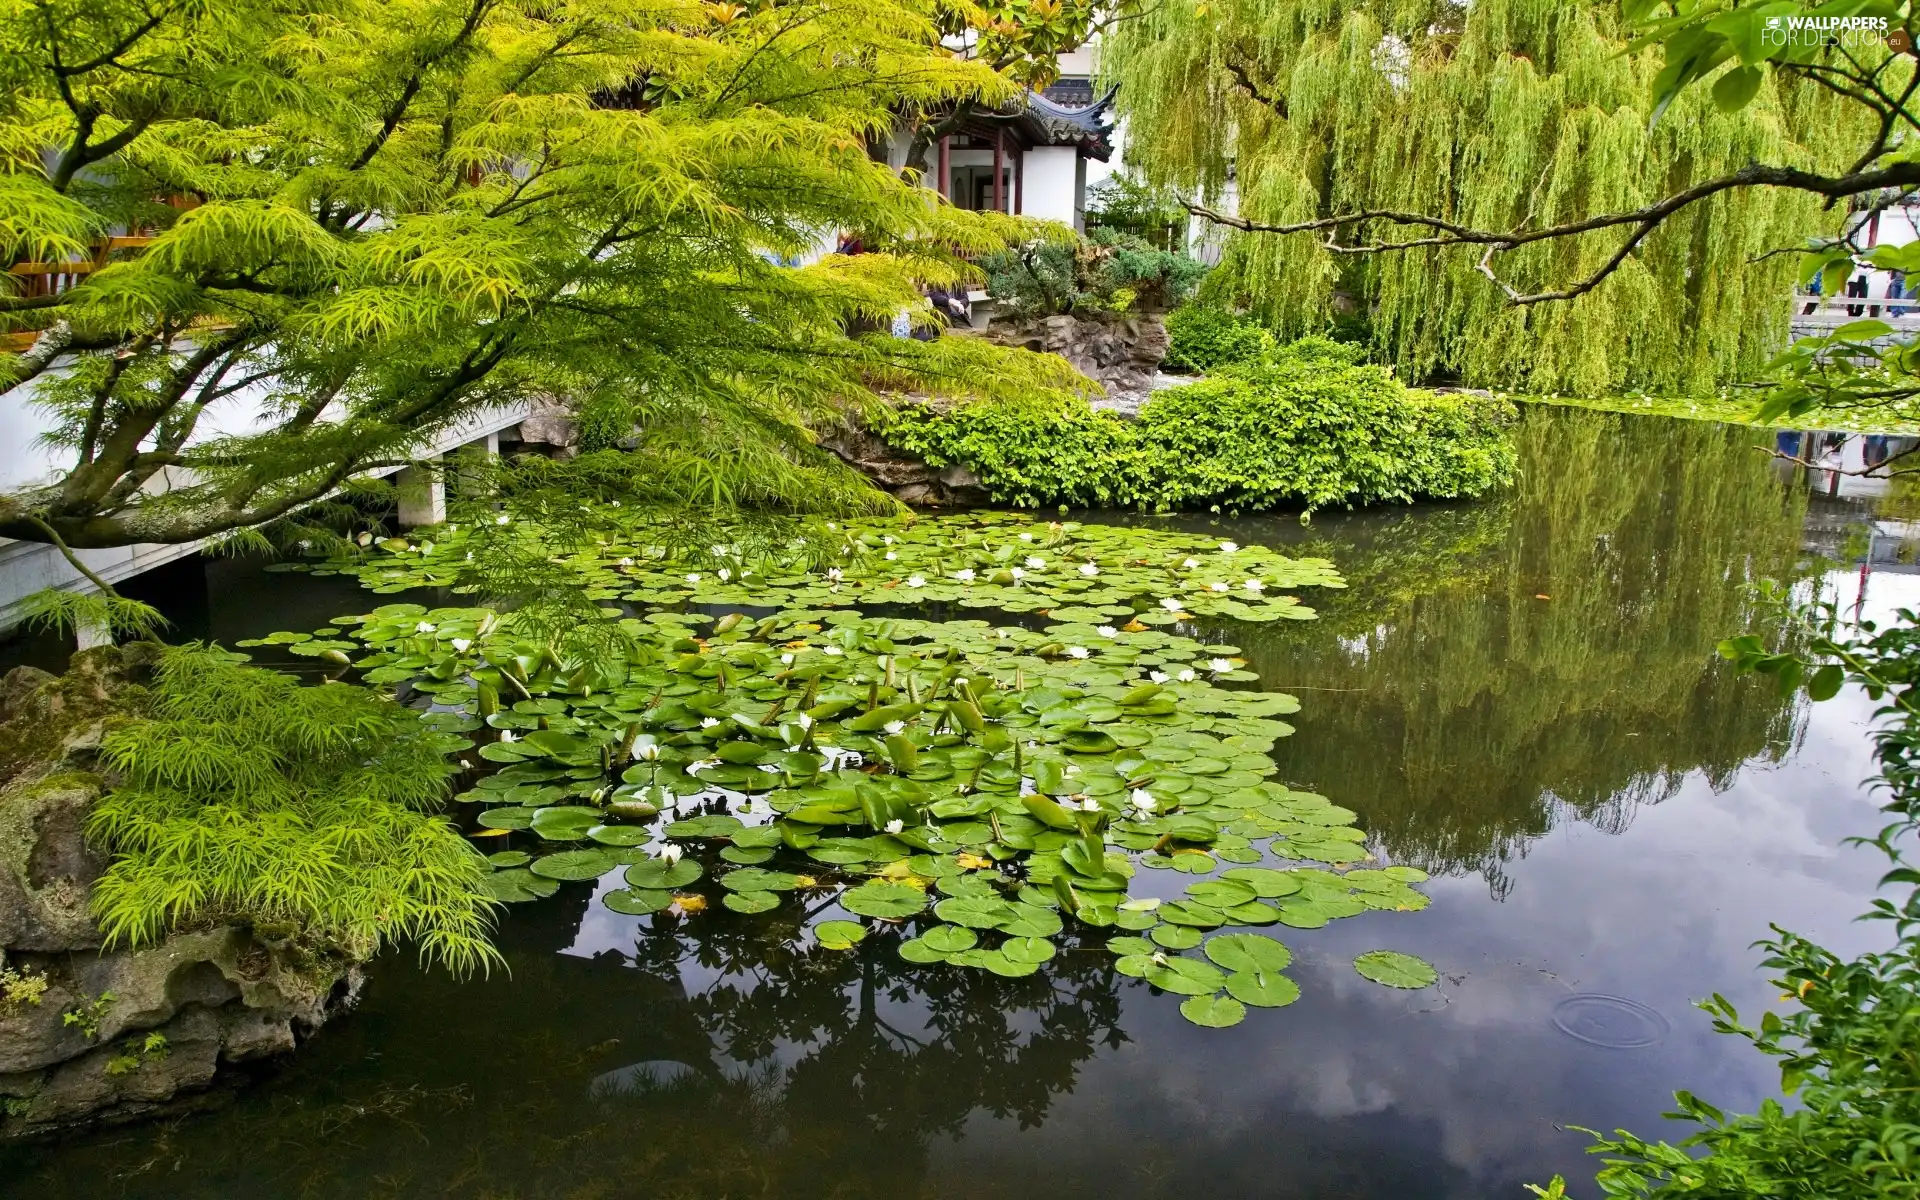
[88,646,499,975]
[1103,0,1883,396]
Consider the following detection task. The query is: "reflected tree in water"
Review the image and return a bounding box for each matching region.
[0,883,1124,1199]
[1244,410,1813,893]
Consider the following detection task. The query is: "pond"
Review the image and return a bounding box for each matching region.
[1,406,1902,1199]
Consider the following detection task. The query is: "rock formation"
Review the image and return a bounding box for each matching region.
[0,646,361,1138]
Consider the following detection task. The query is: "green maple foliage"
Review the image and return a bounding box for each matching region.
[0,0,1086,551]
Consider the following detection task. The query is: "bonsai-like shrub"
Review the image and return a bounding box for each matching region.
[87,646,498,974]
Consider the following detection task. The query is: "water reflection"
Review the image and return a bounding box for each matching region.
[1156,410,1816,894]
[0,407,1897,1199]
[3,886,1127,1197]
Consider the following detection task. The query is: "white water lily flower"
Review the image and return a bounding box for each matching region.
[955,568,976,582]
[685,573,702,584]
[1149,670,1170,684]
[1243,579,1263,592]
[1079,798,1101,812]
[1182,557,1200,569]
[824,646,844,655]
[1010,567,1026,580]
[710,544,727,557]
[1067,646,1090,659]
[717,568,731,581]
[1130,788,1157,812]
[1177,668,1196,682]
[1209,657,1234,673]
[1019,532,1034,542]
[884,818,905,835]
[499,730,517,743]
[883,535,896,545]
[1079,562,1099,577]
[906,575,926,588]
[1025,556,1045,569]
[826,522,838,530]
[495,514,511,525]
[1096,625,1118,638]
[619,557,634,567]
[1219,541,1239,553]
[451,638,472,653]
[1152,951,1169,966]
[659,844,683,866]
[883,720,906,735]
[1209,581,1230,593]
[701,717,721,728]
[415,621,436,633]
[1159,597,1183,612]
[883,551,897,561]
[780,653,795,665]
[635,742,661,761]
[826,567,843,582]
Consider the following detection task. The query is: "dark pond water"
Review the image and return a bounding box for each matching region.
[2,408,1904,1199]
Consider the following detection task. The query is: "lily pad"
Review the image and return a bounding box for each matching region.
[529,806,602,841]
[1203,933,1292,974]
[604,887,675,915]
[1179,993,1247,1028]
[840,880,926,918]
[483,868,560,902]
[625,858,704,889]
[1224,969,1300,1008]
[530,849,622,881]
[814,920,868,950]
[1353,950,1438,989]
[724,889,781,914]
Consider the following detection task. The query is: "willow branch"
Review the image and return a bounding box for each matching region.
[1196,160,1920,306]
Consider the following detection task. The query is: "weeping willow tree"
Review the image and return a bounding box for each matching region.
[0,0,1086,557]
[1103,0,1881,396]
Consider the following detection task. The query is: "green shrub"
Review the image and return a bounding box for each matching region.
[1162,306,1275,374]
[878,339,1517,512]
[87,646,499,975]
[982,227,1207,319]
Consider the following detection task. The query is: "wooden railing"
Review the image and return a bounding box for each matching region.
[3,235,158,351]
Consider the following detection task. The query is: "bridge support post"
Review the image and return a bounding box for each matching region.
[396,457,446,528]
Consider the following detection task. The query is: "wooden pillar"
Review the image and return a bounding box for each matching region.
[1014,148,1024,215]
[937,136,950,198]
[992,130,1004,213]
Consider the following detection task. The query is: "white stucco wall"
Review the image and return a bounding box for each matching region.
[1020,147,1079,225]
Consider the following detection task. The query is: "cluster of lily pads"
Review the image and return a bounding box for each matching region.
[296,510,1344,624]
[245,549,1437,1027]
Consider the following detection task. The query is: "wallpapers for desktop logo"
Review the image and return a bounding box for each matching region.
[1761,14,1894,48]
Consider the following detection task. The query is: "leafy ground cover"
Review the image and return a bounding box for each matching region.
[878,341,1517,513]
[252,512,1438,1026]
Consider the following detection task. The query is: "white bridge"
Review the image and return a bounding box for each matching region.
[0,399,539,636]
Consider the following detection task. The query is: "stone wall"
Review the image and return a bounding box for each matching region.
[0,647,361,1138]
[980,312,1170,413]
